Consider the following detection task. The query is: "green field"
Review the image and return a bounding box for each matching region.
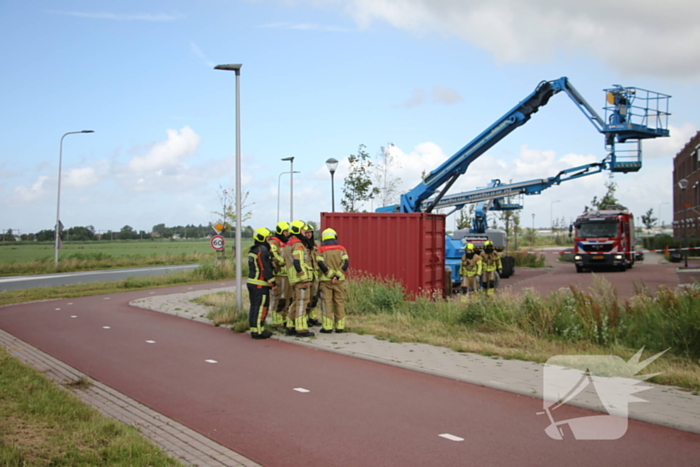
[0,239,253,276]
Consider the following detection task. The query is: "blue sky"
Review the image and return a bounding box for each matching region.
[1,0,698,236]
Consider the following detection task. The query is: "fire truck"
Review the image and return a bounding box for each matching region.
[572,207,636,272]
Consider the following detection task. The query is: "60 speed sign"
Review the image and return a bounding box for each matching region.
[210,235,225,251]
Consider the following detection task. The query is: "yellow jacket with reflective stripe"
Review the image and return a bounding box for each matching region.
[316,242,349,281]
[480,250,502,272]
[284,237,313,284]
[460,254,482,277]
[246,243,276,287]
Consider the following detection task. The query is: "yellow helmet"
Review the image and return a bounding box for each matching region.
[484,240,494,247]
[466,243,474,251]
[275,221,290,236]
[254,227,271,243]
[304,223,315,233]
[289,220,306,235]
[322,228,337,241]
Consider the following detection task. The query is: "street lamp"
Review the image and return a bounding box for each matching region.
[215,63,243,311]
[277,171,300,223]
[326,158,338,212]
[550,200,561,231]
[282,157,294,220]
[55,130,94,267]
[532,213,535,230]
[678,178,688,268]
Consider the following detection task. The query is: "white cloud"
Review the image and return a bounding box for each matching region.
[261,21,355,32]
[325,0,700,80]
[394,86,463,108]
[14,175,49,202]
[65,167,99,188]
[190,42,215,67]
[127,126,200,173]
[644,122,699,159]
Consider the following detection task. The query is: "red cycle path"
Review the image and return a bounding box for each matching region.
[1,284,698,466]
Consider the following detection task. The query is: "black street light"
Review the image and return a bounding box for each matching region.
[55,130,94,267]
[678,178,688,268]
[326,158,338,212]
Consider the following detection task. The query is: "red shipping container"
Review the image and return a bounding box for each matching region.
[320,212,446,297]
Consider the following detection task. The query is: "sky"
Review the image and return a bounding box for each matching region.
[1,0,699,237]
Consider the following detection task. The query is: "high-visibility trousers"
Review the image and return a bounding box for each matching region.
[287,282,310,331]
[319,280,346,330]
[461,274,479,291]
[269,275,289,325]
[247,283,270,333]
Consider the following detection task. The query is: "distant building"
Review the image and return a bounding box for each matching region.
[673,131,700,238]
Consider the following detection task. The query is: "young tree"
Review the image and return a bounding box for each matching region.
[585,179,622,213]
[456,204,475,230]
[341,144,379,212]
[373,143,402,208]
[641,208,658,229]
[212,185,254,234]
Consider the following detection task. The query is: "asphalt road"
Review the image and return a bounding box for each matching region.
[0,264,199,292]
[0,284,698,467]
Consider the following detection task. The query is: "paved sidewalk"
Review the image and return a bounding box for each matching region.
[131,287,700,436]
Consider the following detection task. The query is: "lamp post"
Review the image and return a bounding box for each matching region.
[55,130,94,267]
[326,158,338,212]
[277,171,300,223]
[282,157,294,220]
[215,63,243,311]
[678,178,688,268]
[550,200,561,232]
[659,201,669,230]
[532,213,535,230]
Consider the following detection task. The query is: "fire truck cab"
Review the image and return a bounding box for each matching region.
[572,208,635,272]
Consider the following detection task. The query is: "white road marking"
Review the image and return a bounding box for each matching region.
[67,302,73,305]
[70,315,77,318]
[102,326,111,329]
[55,308,61,311]
[439,434,464,442]
[146,340,156,344]
[293,388,310,393]
[205,359,218,364]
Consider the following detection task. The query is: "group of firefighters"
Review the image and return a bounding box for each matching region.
[246,221,349,340]
[459,240,503,296]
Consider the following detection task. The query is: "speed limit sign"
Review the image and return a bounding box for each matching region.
[210,235,225,251]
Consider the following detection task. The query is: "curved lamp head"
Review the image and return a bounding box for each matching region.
[326,158,338,174]
[678,179,688,190]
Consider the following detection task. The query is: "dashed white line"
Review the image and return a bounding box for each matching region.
[102,326,111,329]
[55,308,61,311]
[70,315,78,318]
[293,388,310,393]
[205,359,218,364]
[439,434,464,442]
[103,297,111,300]
[146,340,156,344]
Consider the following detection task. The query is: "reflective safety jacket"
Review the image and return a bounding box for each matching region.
[247,243,276,287]
[460,253,482,277]
[284,236,313,284]
[316,240,349,281]
[480,250,502,273]
[268,235,287,276]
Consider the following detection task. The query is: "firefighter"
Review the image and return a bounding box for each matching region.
[304,223,321,327]
[247,227,276,339]
[480,240,502,296]
[460,243,482,295]
[268,221,291,328]
[316,228,350,333]
[284,220,315,337]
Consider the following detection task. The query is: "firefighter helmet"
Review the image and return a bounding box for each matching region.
[322,228,337,241]
[289,220,306,235]
[275,221,290,236]
[304,223,315,232]
[465,243,474,251]
[253,227,271,243]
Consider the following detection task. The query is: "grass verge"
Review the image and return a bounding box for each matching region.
[0,259,240,308]
[203,274,700,392]
[0,346,181,466]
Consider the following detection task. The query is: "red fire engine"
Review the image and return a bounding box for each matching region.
[572,208,636,272]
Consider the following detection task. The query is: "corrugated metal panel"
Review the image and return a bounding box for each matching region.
[320,213,445,297]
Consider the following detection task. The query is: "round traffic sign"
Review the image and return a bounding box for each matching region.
[210,235,225,250]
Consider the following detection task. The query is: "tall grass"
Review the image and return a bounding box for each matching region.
[345,275,700,359]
